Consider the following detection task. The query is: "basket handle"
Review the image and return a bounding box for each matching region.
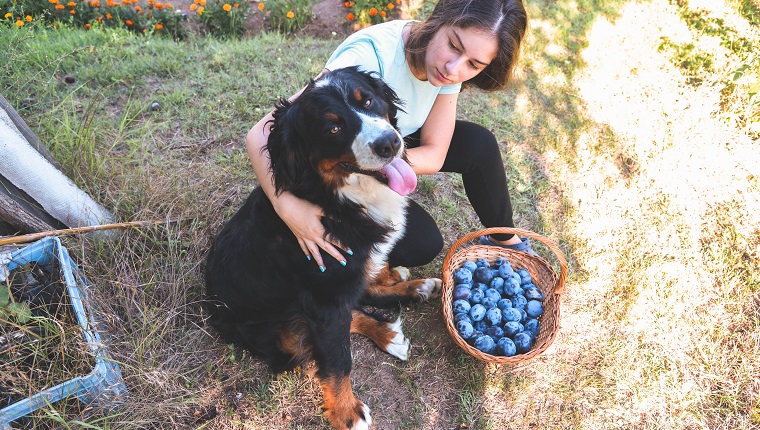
[442,227,568,295]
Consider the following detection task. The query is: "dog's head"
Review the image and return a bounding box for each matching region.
[265,66,417,197]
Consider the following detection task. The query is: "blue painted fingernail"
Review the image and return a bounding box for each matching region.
[347,249,353,255]
[307,255,311,261]
[340,260,346,266]
[320,266,325,272]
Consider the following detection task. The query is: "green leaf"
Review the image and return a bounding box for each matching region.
[6,302,31,325]
[0,284,9,307]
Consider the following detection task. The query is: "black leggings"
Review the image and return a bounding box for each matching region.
[387,120,515,268]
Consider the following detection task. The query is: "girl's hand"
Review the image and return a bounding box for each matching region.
[272,192,349,270]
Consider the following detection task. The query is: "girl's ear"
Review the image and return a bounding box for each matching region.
[264,99,309,194]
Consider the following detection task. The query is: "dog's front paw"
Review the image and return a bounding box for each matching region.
[325,399,372,430]
[392,266,410,281]
[417,278,442,302]
[386,317,411,361]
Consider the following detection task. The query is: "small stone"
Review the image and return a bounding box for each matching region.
[64,76,76,84]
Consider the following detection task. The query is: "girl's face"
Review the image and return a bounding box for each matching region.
[422,26,499,86]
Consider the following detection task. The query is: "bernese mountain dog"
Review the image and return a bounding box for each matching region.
[204,67,442,430]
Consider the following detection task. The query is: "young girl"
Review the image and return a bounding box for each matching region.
[246,0,531,271]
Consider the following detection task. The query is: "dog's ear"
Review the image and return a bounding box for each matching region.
[367,71,405,129]
[265,97,311,195]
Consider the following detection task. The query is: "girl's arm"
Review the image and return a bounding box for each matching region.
[245,70,349,269]
[404,92,459,174]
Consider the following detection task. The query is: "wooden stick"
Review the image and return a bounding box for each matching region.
[0,220,175,246]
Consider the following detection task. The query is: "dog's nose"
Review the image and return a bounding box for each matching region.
[371,130,401,159]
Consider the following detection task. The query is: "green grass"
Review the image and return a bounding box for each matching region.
[2,0,760,428]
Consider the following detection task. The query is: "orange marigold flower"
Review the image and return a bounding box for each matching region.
[156,3,164,10]
[107,0,115,7]
[387,3,393,9]
[97,16,103,22]
[199,0,206,5]
[234,3,239,7]
[197,6,204,14]
[125,19,132,26]
[106,12,112,19]
[48,0,58,4]
[25,15,32,21]
[84,23,91,28]
[223,3,231,11]
[15,19,23,27]
[166,4,172,8]
[155,23,163,30]
[396,0,400,3]
[380,10,386,16]
[56,4,65,9]
[68,1,76,6]
[91,0,99,6]
[190,4,196,10]
[346,12,354,20]
[4,12,12,19]
[70,9,76,14]
[257,2,264,10]
[343,1,349,6]
[135,6,141,11]
[286,10,294,18]
[369,7,377,16]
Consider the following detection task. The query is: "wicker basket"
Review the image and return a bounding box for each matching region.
[441,227,567,365]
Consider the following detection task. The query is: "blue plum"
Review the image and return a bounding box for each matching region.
[524,287,544,301]
[481,297,497,310]
[473,334,496,354]
[469,304,486,321]
[503,321,523,338]
[493,257,509,267]
[503,307,522,323]
[511,294,528,310]
[485,307,502,326]
[484,288,501,302]
[462,261,478,273]
[496,337,517,356]
[475,258,490,268]
[473,320,488,332]
[484,325,504,341]
[489,276,505,294]
[513,332,532,353]
[453,268,473,285]
[473,267,494,283]
[498,262,515,278]
[469,289,484,304]
[453,284,472,301]
[472,282,488,292]
[526,300,544,318]
[453,299,471,314]
[496,298,512,311]
[454,312,472,324]
[524,318,540,339]
[516,268,532,285]
[456,320,474,339]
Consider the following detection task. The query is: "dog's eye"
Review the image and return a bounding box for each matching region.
[330,125,341,134]
[364,98,372,108]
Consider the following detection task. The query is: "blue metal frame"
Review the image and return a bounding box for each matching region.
[0,237,127,428]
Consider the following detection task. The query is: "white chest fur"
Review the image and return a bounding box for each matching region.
[338,174,408,277]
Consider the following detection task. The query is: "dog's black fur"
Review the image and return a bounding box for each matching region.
[204,67,440,429]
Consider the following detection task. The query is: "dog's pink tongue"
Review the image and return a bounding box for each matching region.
[380,158,417,196]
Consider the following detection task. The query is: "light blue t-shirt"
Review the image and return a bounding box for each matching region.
[324,20,461,137]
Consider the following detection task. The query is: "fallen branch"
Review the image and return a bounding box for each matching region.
[0,220,177,246]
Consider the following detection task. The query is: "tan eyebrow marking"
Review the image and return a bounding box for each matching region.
[326,113,339,122]
[353,88,362,101]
